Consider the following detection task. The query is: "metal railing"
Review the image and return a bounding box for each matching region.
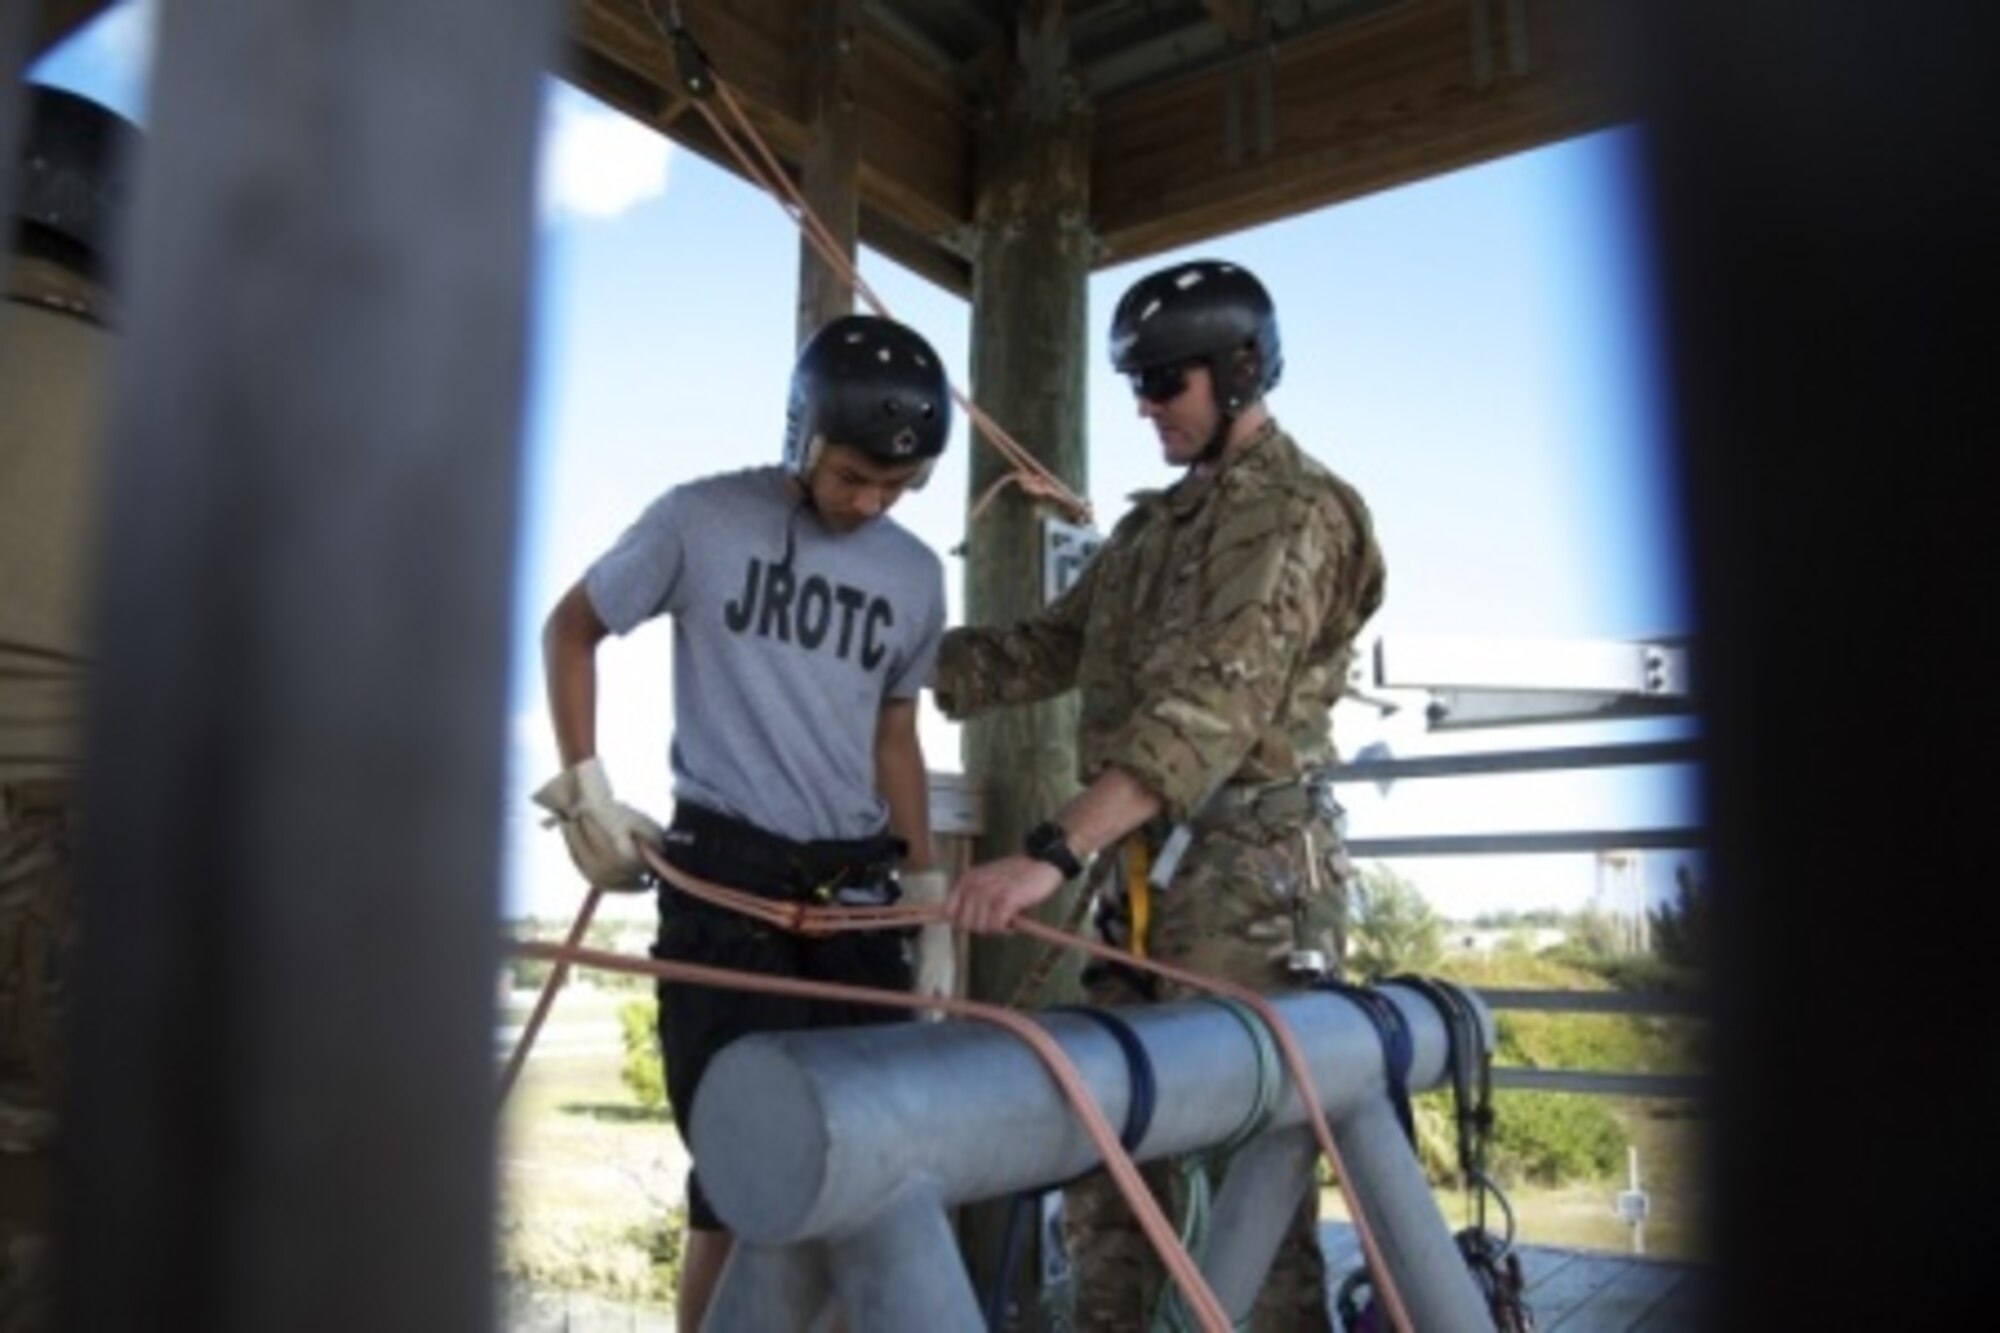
[929,732,1708,1102]
[1332,737,1707,1102]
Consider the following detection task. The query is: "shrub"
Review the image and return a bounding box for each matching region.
[619,998,668,1114]
[1486,1089,1624,1185]
[628,1203,688,1303]
[1389,952,1672,1190]
[1326,1086,1624,1192]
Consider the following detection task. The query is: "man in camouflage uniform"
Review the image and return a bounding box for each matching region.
[1,86,140,1330]
[934,258,1385,1332]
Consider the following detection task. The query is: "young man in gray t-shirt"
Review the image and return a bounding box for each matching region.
[535,314,955,1332]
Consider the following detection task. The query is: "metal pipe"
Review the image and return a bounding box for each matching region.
[825,1184,986,1330]
[1199,1123,1320,1313]
[692,983,1495,1330]
[1349,827,1703,857]
[1333,1096,1496,1330]
[1331,738,1700,783]
[703,1239,833,1330]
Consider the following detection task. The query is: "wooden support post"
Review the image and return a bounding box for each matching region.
[959,3,1093,1321]
[60,1,557,1328]
[0,0,33,246]
[963,1,1093,1014]
[795,0,860,346]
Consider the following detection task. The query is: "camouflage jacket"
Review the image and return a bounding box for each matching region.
[933,423,1385,822]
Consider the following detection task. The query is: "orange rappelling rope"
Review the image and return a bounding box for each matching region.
[494,840,1416,1328]
[509,888,1232,1331]
[638,0,1093,533]
[495,883,604,1102]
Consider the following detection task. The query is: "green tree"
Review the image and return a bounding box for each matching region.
[1649,862,1710,968]
[1348,864,1443,978]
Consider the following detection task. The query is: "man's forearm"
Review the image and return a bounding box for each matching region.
[931,622,1081,720]
[1051,765,1164,863]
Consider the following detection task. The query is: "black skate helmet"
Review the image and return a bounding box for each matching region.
[1108,258,1282,414]
[784,314,953,487]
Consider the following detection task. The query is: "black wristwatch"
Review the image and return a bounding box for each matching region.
[1022,820,1084,879]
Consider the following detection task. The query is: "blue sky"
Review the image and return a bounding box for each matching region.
[30,2,1697,924]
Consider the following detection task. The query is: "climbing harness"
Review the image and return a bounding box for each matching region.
[1125,838,1153,960]
[659,800,906,908]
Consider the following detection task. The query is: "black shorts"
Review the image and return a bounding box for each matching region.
[650,890,912,1231]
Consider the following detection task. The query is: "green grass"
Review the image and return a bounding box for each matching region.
[497,987,684,1312]
[1321,1095,1706,1263]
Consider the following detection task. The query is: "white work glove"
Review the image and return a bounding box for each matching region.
[900,868,956,1017]
[531,756,664,891]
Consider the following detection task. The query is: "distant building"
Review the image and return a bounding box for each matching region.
[1445,926,1568,957]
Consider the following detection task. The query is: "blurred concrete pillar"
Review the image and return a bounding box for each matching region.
[59,1,558,1328]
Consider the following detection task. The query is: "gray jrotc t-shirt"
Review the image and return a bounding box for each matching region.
[584,465,945,843]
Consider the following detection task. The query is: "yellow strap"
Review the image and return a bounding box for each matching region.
[1125,840,1151,959]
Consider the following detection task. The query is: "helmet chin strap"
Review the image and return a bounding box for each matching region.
[1193,365,1239,467]
[783,435,825,567]
[1188,352,1262,468]
[1195,410,1236,467]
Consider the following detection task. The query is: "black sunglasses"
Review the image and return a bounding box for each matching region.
[1128,361,1194,405]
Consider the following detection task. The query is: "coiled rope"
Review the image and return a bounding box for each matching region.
[1152,996,1282,1333]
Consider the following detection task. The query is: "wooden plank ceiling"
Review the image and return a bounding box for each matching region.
[32,0,1635,297]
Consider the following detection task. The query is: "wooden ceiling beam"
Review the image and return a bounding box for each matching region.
[29,0,111,60]
[1089,0,1631,266]
[567,2,973,294]
[1201,0,1265,44]
[34,0,1627,300]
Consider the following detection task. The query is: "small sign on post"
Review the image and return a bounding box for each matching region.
[1615,1145,1651,1255]
[1042,515,1102,606]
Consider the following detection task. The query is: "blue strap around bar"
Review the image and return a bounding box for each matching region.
[1047,1003,1158,1158]
[1316,980,1417,1148]
[985,1004,1161,1331]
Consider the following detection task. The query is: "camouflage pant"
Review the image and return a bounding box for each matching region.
[0,781,74,1333]
[1064,808,1350,1333]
